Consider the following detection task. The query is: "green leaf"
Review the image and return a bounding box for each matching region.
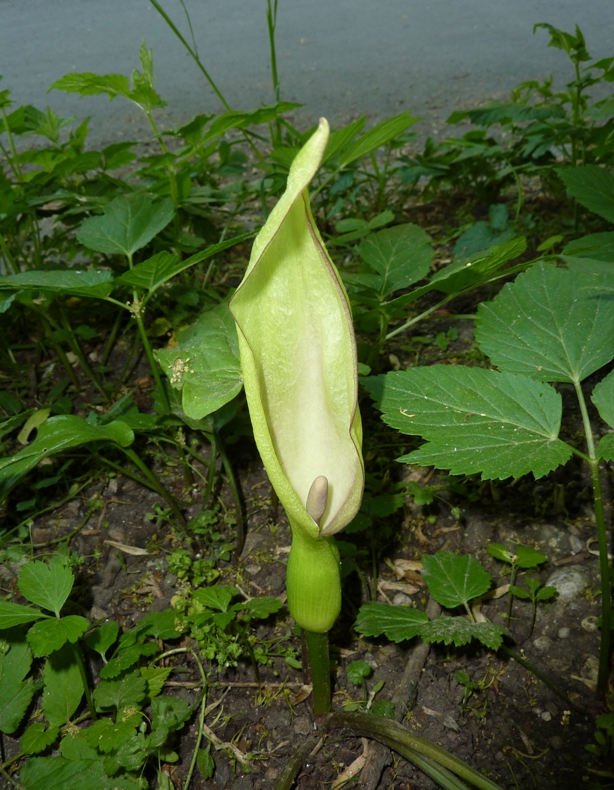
[323,117,366,163]
[85,621,119,661]
[515,544,547,569]
[592,369,614,430]
[59,732,98,761]
[347,660,372,685]
[509,585,531,599]
[156,303,242,420]
[486,543,514,565]
[244,597,284,619]
[0,270,113,299]
[0,416,134,499]
[76,193,175,257]
[196,745,215,780]
[94,671,146,710]
[27,616,89,657]
[0,628,34,734]
[138,609,185,640]
[339,113,418,167]
[354,601,429,643]
[115,232,253,293]
[151,695,191,734]
[19,757,110,790]
[453,220,513,260]
[475,262,614,383]
[364,367,572,480]
[371,699,396,718]
[563,232,614,262]
[356,223,433,298]
[21,723,60,754]
[598,433,614,462]
[18,556,74,616]
[537,586,557,601]
[558,165,614,223]
[84,718,139,753]
[140,666,172,698]
[0,601,47,629]
[50,72,131,100]
[99,642,159,679]
[420,616,505,650]
[422,551,491,609]
[192,585,237,613]
[42,643,83,727]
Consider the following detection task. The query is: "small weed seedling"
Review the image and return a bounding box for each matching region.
[487,542,553,629]
[343,660,395,718]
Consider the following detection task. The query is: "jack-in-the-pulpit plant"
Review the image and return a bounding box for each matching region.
[230,118,364,711]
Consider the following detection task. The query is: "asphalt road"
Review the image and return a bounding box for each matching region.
[1,0,612,145]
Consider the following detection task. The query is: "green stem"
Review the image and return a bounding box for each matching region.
[100,308,124,366]
[72,643,97,722]
[0,104,24,180]
[573,378,611,696]
[59,307,109,401]
[304,630,331,714]
[506,563,518,626]
[38,313,81,390]
[215,430,245,558]
[500,645,577,709]
[121,447,186,526]
[0,231,20,274]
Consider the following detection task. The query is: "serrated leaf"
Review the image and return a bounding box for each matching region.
[537,586,557,601]
[420,616,505,650]
[50,72,131,100]
[21,723,60,754]
[115,232,252,293]
[85,621,119,661]
[357,224,433,298]
[0,270,113,299]
[363,367,572,480]
[422,551,491,609]
[156,303,242,420]
[151,695,191,734]
[563,232,614,262]
[18,556,74,617]
[59,732,99,761]
[453,221,513,260]
[0,601,47,629]
[371,700,396,719]
[355,601,429,643]
[515,544,547,569]
[76,193,174,257]
[140,666,172,698]
[347,660,371,685]
[192,586,237,613]
[475,262,614,383]
[27,616,89,657]
[42,643,83,727]
[244,597,284,619]
[487,543,514,564]
[558,165,614,223]
[99,642,159,679]
[598,433,614,461]
[196,745,215,780]
[0,416,134,499]
[94,671,146,710]
[19,757,110,790]
[138,608,185,640]
[84,718,139,753]
[509,585,531,599]
[0,627,34,733]
[592,369,614,430]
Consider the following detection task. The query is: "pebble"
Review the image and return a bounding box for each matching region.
[293,716,313,735]
[569,535,584,554]
[550,736,563,750]
[264,767,279,783]
[392,592,413,606]
[245,564,262,575]
[540,711,552,721]
[545,567,589,602]
[533,635,553,653]
[581,616,599,632]
[557,627,570,639]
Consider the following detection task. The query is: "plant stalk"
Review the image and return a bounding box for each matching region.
[72,643,97,722]
[303,630,331,714]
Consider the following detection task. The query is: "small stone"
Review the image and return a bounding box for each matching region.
[581,616,599,633]
[293,715,312,735]
[558,627,570,639]
[545,567,589,602]
[540,711,552,721]
[245,564,262,575]
[264,767,279,783]
[392,592,413,606]
[164,573,177,587]
[495,752,505,762]
[568,535,583,554]
[533,635,552,653]
[550,736,563,750]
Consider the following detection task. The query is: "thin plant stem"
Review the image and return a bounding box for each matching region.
[121,447,186,527]
[573,378,611,696]
[303,630,331,714]
[506,563,518,626]
[0,104,24,180]
[500,645,578,709]
[0,762,24,790]
[215,430,245,557]
[72,643,97,722]
[0,232,19,274]
[100,309,124,366]
[59,307,109,401]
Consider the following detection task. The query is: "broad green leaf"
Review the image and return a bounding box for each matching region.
[487,543,514,564]
[85,621,119,661]
[84,718,139,753]
[453,219,513,259]
[50,72,131,100]
[448,101,565,127]
[192,585,237,613]
[592,369,614,429]
[114,233,253,293]
[151,695,191,733]
[42,643,83,727]
[323,117,366,164]
[0,601,47,629]
[0,628,34,734]
[156,303,242,420]
[19,757,110,790]
[196,745,215,780]
[346,660,372,685]
[0,270,113,299]
[357,223,433,298]
[18,556,74,616]
[137,608,185,640]
[0,416,134,498]
[59,732,98,761]
[27,616,89,657]
[94,671,146,710]
[558,165,614,223]
[509,585,531,600]
[563,232,614,262]
[99,642,159,679]
[244,597,284,619]
[339,113,417,168]
[76,193,174,257]
[422,551,491,609]
[21,723,60,754]
[354,601,429,643]
[420,616,505,650]
[140,666,172,698]
[537,586,557,601]
[598,433,614,462]
[363,367,572,480]
[476,262,614,383]
[515,544,547,569]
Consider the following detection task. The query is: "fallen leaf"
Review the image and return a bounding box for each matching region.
[104,539,150,555]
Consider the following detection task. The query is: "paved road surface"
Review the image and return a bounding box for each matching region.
[1,0,612,145]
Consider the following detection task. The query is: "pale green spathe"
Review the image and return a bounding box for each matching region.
[230,119,363,541]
